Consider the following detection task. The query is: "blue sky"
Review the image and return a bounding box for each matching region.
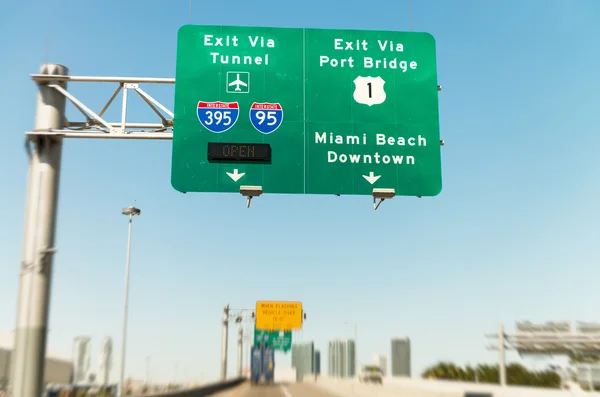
[1,0,600,384]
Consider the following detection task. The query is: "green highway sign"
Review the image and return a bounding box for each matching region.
[254,329,271,345]
[172,24,442,196]
[272,331,292,352]
[254,329,292,352]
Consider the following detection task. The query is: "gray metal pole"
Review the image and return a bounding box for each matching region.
[221,305,229,381]
[498,322,506,386]
[118,214,134,397]
[9,63,67,397]
[237,326,243,378]
[246,333,251,373]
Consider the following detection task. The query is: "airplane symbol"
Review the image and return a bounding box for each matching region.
[228,74,247,92]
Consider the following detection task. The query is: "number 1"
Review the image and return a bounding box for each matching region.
[367,82,372,98]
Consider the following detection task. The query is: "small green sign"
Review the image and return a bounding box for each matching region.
[254,329,292,352]
[254,329,271,345]
[172,24,442,197]
[272,331,292,352]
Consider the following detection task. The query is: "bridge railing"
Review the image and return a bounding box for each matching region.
[136,377,246,397]
[306,375,584,397]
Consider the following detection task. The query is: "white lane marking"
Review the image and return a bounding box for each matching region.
[280,385,293,397]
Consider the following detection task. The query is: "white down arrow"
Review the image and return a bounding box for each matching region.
[362,171,381,184]
[226,169,245,182]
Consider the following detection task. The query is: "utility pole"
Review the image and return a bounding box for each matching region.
[221,308,254,381]
[9,63,67,397]
[498,322,506,386]
[237,325,243,377]
[221,304,229,381]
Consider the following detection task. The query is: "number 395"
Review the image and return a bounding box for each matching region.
[203,110,233,126]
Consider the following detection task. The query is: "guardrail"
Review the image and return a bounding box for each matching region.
[137,378,246,397]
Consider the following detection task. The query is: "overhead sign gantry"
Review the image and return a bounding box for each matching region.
[171,24,444,209]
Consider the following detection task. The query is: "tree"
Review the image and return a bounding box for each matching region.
[421,361,561,388]
[569,352,600,364]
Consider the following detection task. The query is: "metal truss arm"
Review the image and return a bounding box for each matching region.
[49,84,114,132]
[98,84,122,117]
[228,308,256,323]
[486,331,600,354]
[134,86,174,119]
[27,74,175,140]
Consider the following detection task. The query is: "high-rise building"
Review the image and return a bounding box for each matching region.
[97,337,113,386]
[328,339,355,378]
[314,350,321,375]
[72,337,92,384]
[391,337,411,377]
[373,354,387,376]
[291,342,314,382]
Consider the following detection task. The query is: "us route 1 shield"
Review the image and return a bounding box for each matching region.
[352,76,386,106]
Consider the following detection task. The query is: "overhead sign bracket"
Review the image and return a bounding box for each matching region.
[372,188,396,210]
[240,185,263,208]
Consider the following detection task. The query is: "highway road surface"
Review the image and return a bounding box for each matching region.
[208,382,342,397]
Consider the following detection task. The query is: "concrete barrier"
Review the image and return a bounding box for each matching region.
[137,378,246,397]
[306,377,460,397]
[307,376,592,397]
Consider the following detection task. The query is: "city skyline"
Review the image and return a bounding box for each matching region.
[291,342,314,382]
[328,339,356,378]
[391,338,411,377]
[373,354,387,376]
[72,337,92,384]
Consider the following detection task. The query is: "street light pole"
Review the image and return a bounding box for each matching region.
[221,305,229,381]
[118,205,141,397]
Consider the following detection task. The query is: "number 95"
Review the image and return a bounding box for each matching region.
[254,110,278,126]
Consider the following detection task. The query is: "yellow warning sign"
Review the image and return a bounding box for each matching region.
[255,301,303,331]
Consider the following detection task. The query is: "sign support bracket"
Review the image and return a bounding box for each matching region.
[372,188,396,210]
[240,186,263,208]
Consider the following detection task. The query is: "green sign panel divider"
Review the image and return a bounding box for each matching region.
[172,24,442,197]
